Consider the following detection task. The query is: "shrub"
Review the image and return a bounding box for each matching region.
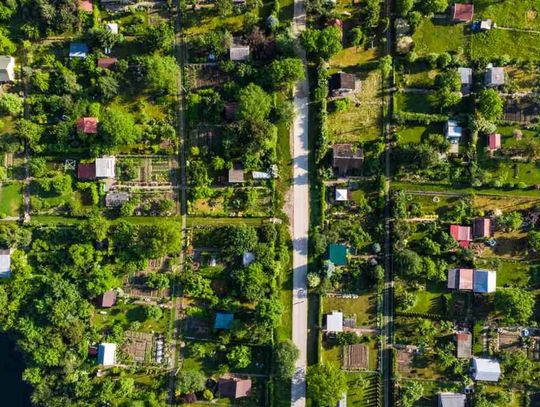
[333,98,350,112]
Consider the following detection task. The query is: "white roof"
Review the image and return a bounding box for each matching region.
[457,67,472,84]
[242,251,255,267]
[98,343,117,366]
[335,189,348,201]
[486,67,505,85]
[446,120,462,140]
[106,23,119,34]
[326,311,343,333]
[480,19,492,30]
[0,55,14,82]
[0,249,12,278]
[336,393,347,407]
[229,46,250,61]
[95,156,116,178]
[472,357,500,382]
[438,392,466,407]
[252,171,271,179]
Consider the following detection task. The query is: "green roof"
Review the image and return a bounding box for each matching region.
[327,244,347,266]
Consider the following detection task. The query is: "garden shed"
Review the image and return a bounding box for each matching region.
[325,311,343,333]
[472,357,501,382]
[0,249,12,278]
[214,312,234,330]
[97,343,117,366]
[0,56,15,82]
[438,392,466,407]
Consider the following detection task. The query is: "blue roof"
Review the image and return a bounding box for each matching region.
[214,312,234,329]
[70,42,88,58]
[474,270,494,293]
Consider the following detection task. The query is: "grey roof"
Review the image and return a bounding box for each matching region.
[229,46,250,61]
[438,393,466,407]
[0,55,13,70]
[458,67,472,84]
[105,192,130,207]
[472,357,501,382]
[485,67,505,86]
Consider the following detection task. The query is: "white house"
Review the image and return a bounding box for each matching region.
[106,23,119,35]
[326,311,343,333]
[335,188,348,202]
[445,120,463,144]
[0,56,15,82]
[485,66,505,87]
[438,392,466,407]
[98,343,117,366]
[95,156,116,178]
[0,249,13,278]
[472,357,501,382]
[229,45,250,61]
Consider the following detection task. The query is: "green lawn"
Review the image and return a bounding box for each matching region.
[496,125,538,149]
[0,183,22,217]
[93,302,170,334]
[395,92,436,114]
[322,292,376,327]
[471,29,540,60]
[408,290,446,315]
[391,181,540,197]
[475,258,532,288]
[478,156,540,186]
[412,18,467,55]
[475,0,540,30]
[397,123,444,144]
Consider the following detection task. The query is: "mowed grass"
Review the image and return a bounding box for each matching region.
[330,46,379,69]
[475,258,531,288]
[322,292,376,327]
[327,70,382,143]
[184,7,243,36]
[397,123,444,144]
[471,29,540,60]
[395,92,436,114]
[0,183,22,217]
[475,0,540,30]
[412,19,467,55]
[478,157,540,185]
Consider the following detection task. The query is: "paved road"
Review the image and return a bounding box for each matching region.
[382,0,394,406]
[291,0,309,404]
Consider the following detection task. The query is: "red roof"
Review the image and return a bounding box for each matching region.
[452,3,474,22]
[458,268,474,290]
[76,117,98,134]
[97,57,118,69]
[450,225,472,242]
[218,378,252,399]
[78,163,96,180]
[97,290,116,308]
[487,133,501,150]
[79,0,93,12]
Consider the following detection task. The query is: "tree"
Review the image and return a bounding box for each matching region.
[99,108,141,150]
[0,93,23,116]
[255,298,283,327]
[222,225,259,256]
[17,119,43,152]
[394,249,423,279]
[274,340,299,380]
[96,75,119,101]
[397,0,414,16]
[495,288,535,324]
[421,0,448,15]
[268,58,305,90]
[88,27,122,50]
[528,230,540,251]
[143,23,175,53]
[400,380,424,407]
[215,0,233,16]
[300,27,343,61]
[500,350,533,385]
[478,89,504,121]
[379,55,392,79]
[176,369,206,395]
[143,54,180,96]
[498,211,523,232]
[234,262,268,301]
[147,272,170,289]
[237,83,272,124]
[227,345,251,368]
[145,305,163,320]
[307,363,347,407]
[350,27,364,49]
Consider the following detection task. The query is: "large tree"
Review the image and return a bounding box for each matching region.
[237,83,272,124]
[307,363,347,407]
[274,340,299,380]
[300,27,343,61]
[478,89,504,121]
[176,369,206,395]
[143,54,180,96]
[495,288,535,324]
[99,108,141,150]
